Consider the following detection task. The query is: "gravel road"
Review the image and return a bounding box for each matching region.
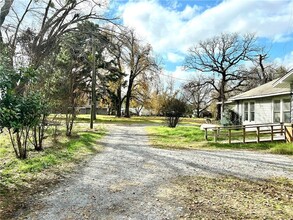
[17,124,293,219]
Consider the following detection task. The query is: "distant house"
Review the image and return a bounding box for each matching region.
[227,77,292,125]
[78,97,109,115]
[78,107,109,115]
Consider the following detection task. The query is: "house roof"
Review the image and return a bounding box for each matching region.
[272,70,293,88]
[228,78,290,101]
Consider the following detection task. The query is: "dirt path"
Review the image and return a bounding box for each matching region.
[16,124,293,219]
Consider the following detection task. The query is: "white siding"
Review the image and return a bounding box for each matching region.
[254,99,272,124]
[235,95,290,125]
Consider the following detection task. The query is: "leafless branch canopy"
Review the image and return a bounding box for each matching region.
[0,0,116,67]
[184,33,262,119]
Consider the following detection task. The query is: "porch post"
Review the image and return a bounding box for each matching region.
[291,83,293,123]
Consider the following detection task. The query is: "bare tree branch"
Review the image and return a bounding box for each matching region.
[0,0,14,43]
[184,33,261,119]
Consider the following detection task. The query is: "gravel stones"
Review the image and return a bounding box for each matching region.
[17,124,293,219]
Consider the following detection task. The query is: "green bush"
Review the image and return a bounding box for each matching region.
[162,98,187,128]
[0,93,44,159]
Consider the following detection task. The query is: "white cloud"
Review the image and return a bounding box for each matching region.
[272,35,293,43]
[120,0,293,55]
[171,66,189,79]
[167,52,184,63]
[167,66,196,82]
[158,66,189,89]
[121,1,184,52]
[180,5,200,20]
[160,65,208,89]
[274,51,293,69]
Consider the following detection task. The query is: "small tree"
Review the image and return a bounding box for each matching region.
[53,29,92,136]
[0,93,43,159]
[0,62,44,158]
[162,98,187,128]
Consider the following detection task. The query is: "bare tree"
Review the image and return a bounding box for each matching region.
[243,53,289,90]
[92,27,161,118]
[184,33,261,120]
[1,0,113,69]
[131,75,152,115]
[121,29,160,118]
[182,76,213,118]
[0,0,14,44]
[99,27,128,117]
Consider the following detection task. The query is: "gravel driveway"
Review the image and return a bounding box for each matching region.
[17,124,293,219]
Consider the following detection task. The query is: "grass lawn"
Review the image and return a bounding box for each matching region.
[51,114,165,124]
[0,124,106,218]
[147,126,293,155]
[50,114,206,125]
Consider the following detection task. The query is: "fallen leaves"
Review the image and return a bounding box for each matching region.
[168,176,293,219]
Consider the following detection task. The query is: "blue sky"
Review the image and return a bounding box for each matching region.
[109,0,293,83]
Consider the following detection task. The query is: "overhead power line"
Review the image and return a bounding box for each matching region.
[158,71,194,82]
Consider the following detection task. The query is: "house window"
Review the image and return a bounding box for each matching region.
[243,102,255,122]
[244,102,249,121]
[273,99,291,123]
[250,102,255,122]
[273,100,280,123]
[283,99,290,123]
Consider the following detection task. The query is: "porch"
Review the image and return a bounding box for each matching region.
[204,123,293,144]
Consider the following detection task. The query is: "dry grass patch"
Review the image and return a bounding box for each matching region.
[166,176,293,219]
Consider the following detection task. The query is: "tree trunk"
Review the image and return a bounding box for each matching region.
[8,128,19,158]
[92,39,97,121]
[196,106,200,118]
[135,105,143,116]
[125,78,134,118]
[116,86,122,117]
[16,131,27,159]
[0,0,14,43]
[259,54,268,83]
[216,103,221,121]
[221,99,225,120]
[66,106,76,136]
[33,123,44,151]
[66,108,75,136]
[219,76,226,120]
[167,116,179,127]
[37,126,43,151]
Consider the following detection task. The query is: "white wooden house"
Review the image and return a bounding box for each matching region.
[227,78,292,125]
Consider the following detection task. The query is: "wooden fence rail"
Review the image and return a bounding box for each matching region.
[204,123,291,144]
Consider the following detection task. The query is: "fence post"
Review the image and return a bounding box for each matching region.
[285,125,288,142]
[291,124,293,142]
[289,124,293,143]
[256,126,260,143]
[290,123,293,143]
[271,125,274,141]
[228,129,231,144]
[204,128,208,141]
[280,122,284,135]
[213,129,218,142]
[242,126,246,143]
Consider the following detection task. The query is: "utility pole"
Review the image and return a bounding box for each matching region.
[90,36,96,129]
